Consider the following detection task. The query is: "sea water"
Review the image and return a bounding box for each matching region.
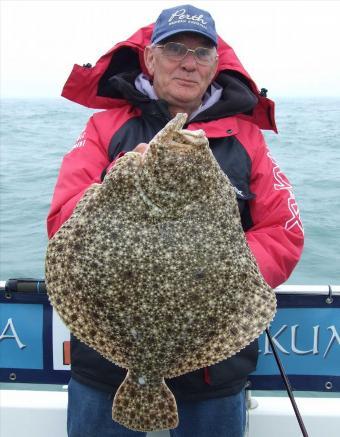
[0,97,339,284]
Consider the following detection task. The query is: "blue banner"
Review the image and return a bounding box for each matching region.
[254,308,340,376]
[1,291,340,390]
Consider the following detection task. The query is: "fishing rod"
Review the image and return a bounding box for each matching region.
[265,328,309,437]
[1,278,46,293]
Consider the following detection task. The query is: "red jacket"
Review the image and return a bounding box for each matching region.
[47,25,303,289]
[47,25,304,399]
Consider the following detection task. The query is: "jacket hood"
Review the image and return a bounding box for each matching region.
[61,24,277,132]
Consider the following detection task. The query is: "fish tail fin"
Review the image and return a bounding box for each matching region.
[112,370,178,432]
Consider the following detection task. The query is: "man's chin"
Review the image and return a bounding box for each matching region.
[167,94,200,109]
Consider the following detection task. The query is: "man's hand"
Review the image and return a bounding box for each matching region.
[133,143,149,155]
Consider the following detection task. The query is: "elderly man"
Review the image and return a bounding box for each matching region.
[47,4,304,437]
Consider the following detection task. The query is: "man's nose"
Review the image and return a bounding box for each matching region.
[180,51,197,70]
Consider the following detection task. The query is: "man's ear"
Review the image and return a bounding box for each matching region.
[144,46,155,77]
[210,57,219,82]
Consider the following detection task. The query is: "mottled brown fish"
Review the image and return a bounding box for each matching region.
[45,113,276,432]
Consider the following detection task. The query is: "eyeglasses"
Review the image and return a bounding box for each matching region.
[154,42,218,66]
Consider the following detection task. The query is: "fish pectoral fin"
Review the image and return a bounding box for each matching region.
[112,370,178,432]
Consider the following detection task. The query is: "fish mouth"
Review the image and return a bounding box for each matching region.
[169,133,204,154]
[143,113,207,161]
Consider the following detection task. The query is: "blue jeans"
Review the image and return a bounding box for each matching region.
[67,378,246,437]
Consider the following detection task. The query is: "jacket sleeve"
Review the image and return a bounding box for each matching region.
[245,129,304,288]
[46,116,122,238]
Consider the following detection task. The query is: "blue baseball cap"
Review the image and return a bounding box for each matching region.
[151,4,218,46]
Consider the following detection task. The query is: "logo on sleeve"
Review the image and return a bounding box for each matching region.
[267,151,304,234]
[70,129,86,151]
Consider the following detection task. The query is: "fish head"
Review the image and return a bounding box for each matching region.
[139,113,217,211]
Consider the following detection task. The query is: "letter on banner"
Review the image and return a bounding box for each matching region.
[291,325,320,355]
[324,326,340,358]
[0,318,26,349]
[264,325,289,355]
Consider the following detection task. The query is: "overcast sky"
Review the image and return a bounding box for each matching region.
[1,0,340,98]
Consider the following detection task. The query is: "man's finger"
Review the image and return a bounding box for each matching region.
[133,143,149,154]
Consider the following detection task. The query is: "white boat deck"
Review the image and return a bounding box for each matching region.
[1,387,340,437]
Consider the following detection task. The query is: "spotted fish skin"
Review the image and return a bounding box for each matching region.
[45,113,276,432]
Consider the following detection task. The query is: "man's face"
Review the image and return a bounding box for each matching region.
[144,33,219,114]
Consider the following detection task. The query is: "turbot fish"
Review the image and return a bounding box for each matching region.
[45,113,276,432]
